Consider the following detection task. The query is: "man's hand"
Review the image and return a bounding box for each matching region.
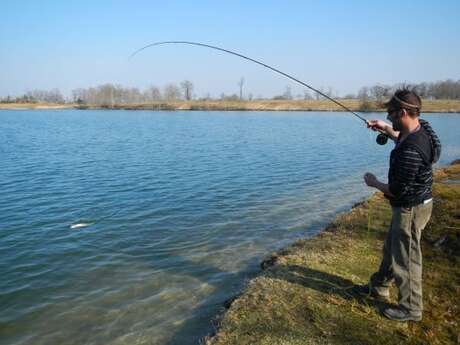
[363,172,394,197]
[366,119,399,141]
[367,119,389,132]
[364,172,378,187]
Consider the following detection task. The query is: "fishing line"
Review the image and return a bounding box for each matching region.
[129,40,386,286]
[130,40,388,230]
[130,40,388,235]
[129,43,392,316]
[129,41,371,124]
[366,130,374,236]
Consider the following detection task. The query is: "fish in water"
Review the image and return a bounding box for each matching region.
[70,222,93,229]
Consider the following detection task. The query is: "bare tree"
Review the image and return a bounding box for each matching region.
[180,80,194,100]
[26,88,64,103]
[358,86,373,111]
[98,84,115,107]
[303,90,313,100]
[315,87,327,100]
[370,85,391,100]
[237,77,245,100]
[128,87,142,104]
[146,86,161,101]
[164,83,181,100]
[72,88,85,103]
[283,86,293,100]
[67,79,460,107]
[415,82,429,99]
[358,86,370,101]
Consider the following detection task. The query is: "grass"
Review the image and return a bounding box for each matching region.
[93,99,460,112]
[1,99,460,112]
[205,162,460,345]
[0,102,73,109]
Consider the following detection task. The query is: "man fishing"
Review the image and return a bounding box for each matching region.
[131,42,443,321]
[354,88,441,321]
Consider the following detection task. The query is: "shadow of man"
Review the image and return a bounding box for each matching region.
[267,264,390,309]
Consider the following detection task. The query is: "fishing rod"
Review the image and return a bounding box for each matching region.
[129,41,389,145]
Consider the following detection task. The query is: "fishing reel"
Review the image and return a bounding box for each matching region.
[376,133,389,145]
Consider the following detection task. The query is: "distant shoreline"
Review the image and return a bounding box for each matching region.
[1,99,460,113]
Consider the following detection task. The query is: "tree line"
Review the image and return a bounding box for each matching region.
[355,79,460,101]
[1,88,65,104]
[1,79,460,105]
[72,81,194,106]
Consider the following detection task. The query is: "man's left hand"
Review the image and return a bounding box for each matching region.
[364,172,378,187]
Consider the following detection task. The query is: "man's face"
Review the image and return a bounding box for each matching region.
[387,108,403,131]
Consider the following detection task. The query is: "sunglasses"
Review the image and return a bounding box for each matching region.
[386,109,401,121]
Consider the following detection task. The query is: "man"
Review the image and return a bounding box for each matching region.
[354,88,441,321]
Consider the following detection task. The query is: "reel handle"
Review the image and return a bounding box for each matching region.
[365,120,390,145]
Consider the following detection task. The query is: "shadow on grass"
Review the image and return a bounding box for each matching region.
[271,264,391,311]
[161,260,392,344]
[163,261,392,344]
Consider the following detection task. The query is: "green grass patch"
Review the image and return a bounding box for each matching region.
[206,164,460,345]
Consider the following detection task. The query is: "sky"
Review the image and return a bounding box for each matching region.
[1,0,459,99]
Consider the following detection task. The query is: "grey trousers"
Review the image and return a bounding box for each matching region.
[370,201,433,314]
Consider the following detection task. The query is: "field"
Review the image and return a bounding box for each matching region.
[2,99,460,112]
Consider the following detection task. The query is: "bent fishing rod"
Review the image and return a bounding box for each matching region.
[129,41,389,145]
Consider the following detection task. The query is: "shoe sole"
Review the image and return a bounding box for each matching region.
[382,310,422,322]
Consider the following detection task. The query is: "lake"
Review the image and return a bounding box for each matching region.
[1,110,459,344]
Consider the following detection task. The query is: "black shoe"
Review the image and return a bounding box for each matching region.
[382,307,422,322]
[351,284,390,301]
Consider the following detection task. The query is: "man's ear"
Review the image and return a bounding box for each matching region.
[401,109,408,118]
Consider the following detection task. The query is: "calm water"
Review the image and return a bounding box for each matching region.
[1,110,459,345]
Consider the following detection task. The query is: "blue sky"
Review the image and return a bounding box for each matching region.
[1,0,459,98]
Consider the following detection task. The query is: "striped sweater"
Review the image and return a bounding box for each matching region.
[387,119,441,207]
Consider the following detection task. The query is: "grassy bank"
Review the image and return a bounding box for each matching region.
[205,162,460,345]
[1,99,460,112]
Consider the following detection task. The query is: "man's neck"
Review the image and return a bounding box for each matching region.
[399,118,420,140]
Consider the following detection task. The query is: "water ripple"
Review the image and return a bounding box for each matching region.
[0,110,458,345]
